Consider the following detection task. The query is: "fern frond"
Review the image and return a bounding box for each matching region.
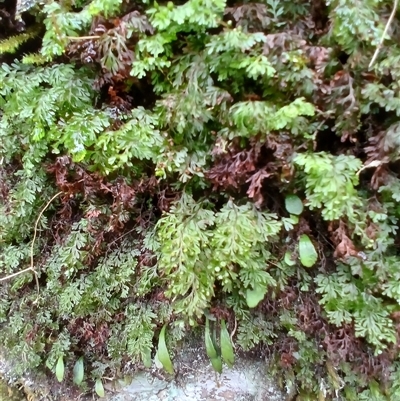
[22,53,49,65]
[0,32,35,55]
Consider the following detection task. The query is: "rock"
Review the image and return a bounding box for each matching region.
[0,340,285,401]
[105,341,284,401]
[106,361,283,401]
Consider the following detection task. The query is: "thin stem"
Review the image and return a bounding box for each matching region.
[30,191,63,273]
[0,192,63,301]
[0,267,33,282]
[67,35,102,41]
[369,0,399,68]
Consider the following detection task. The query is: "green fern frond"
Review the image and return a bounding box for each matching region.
[0,32,35,55]
[22,53,49,65]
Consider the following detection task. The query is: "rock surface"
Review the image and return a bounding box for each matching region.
[0,342,285,401]
[105,361,284,401]
[105,341,284,401]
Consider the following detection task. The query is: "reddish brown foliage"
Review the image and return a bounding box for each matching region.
[257,283,399,384]
[68,318,110,351]
[329,220,360,260]
[46,156,162,260]
[207,134,293,207]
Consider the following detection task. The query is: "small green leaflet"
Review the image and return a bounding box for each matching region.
[73,357,84,385]
[154,351,163,369]
[142,348,152,368]
[205,317,222,373]
[284,251,296,266]
[299,234,318,267]
[220,320,234,368]
[246,285,266,308]
[55,356,64,382]
[205,317,218,359]
[285,194,303,215]
[210,356,223,373]
[157,324,174,374]
[45,357,53,370]
[95,379,105,397]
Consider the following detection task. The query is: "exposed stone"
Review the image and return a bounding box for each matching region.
[105,361,284,401]
[104,339,284,401]
[0,340,285,401]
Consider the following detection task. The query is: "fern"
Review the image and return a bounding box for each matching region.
[0,32,36,54]
[2,0,400,399]
[294,152,364,222]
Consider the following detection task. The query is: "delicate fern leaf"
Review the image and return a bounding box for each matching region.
[73,357,84,385]
[205,317,218,359]
[22,53,49,65]
[0,32,35,54]
[95,379,105,397]
[299,234,318,267]
[142,348,152,368]
[210,356,223,374]
[285,194,303,215]
[284,252,297,266]
[246,285,266,308]
[55,356,64,382]
[220,320,234,368]
[157,324,174,374]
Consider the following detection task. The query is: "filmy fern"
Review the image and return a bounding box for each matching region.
[2,0,400,399]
